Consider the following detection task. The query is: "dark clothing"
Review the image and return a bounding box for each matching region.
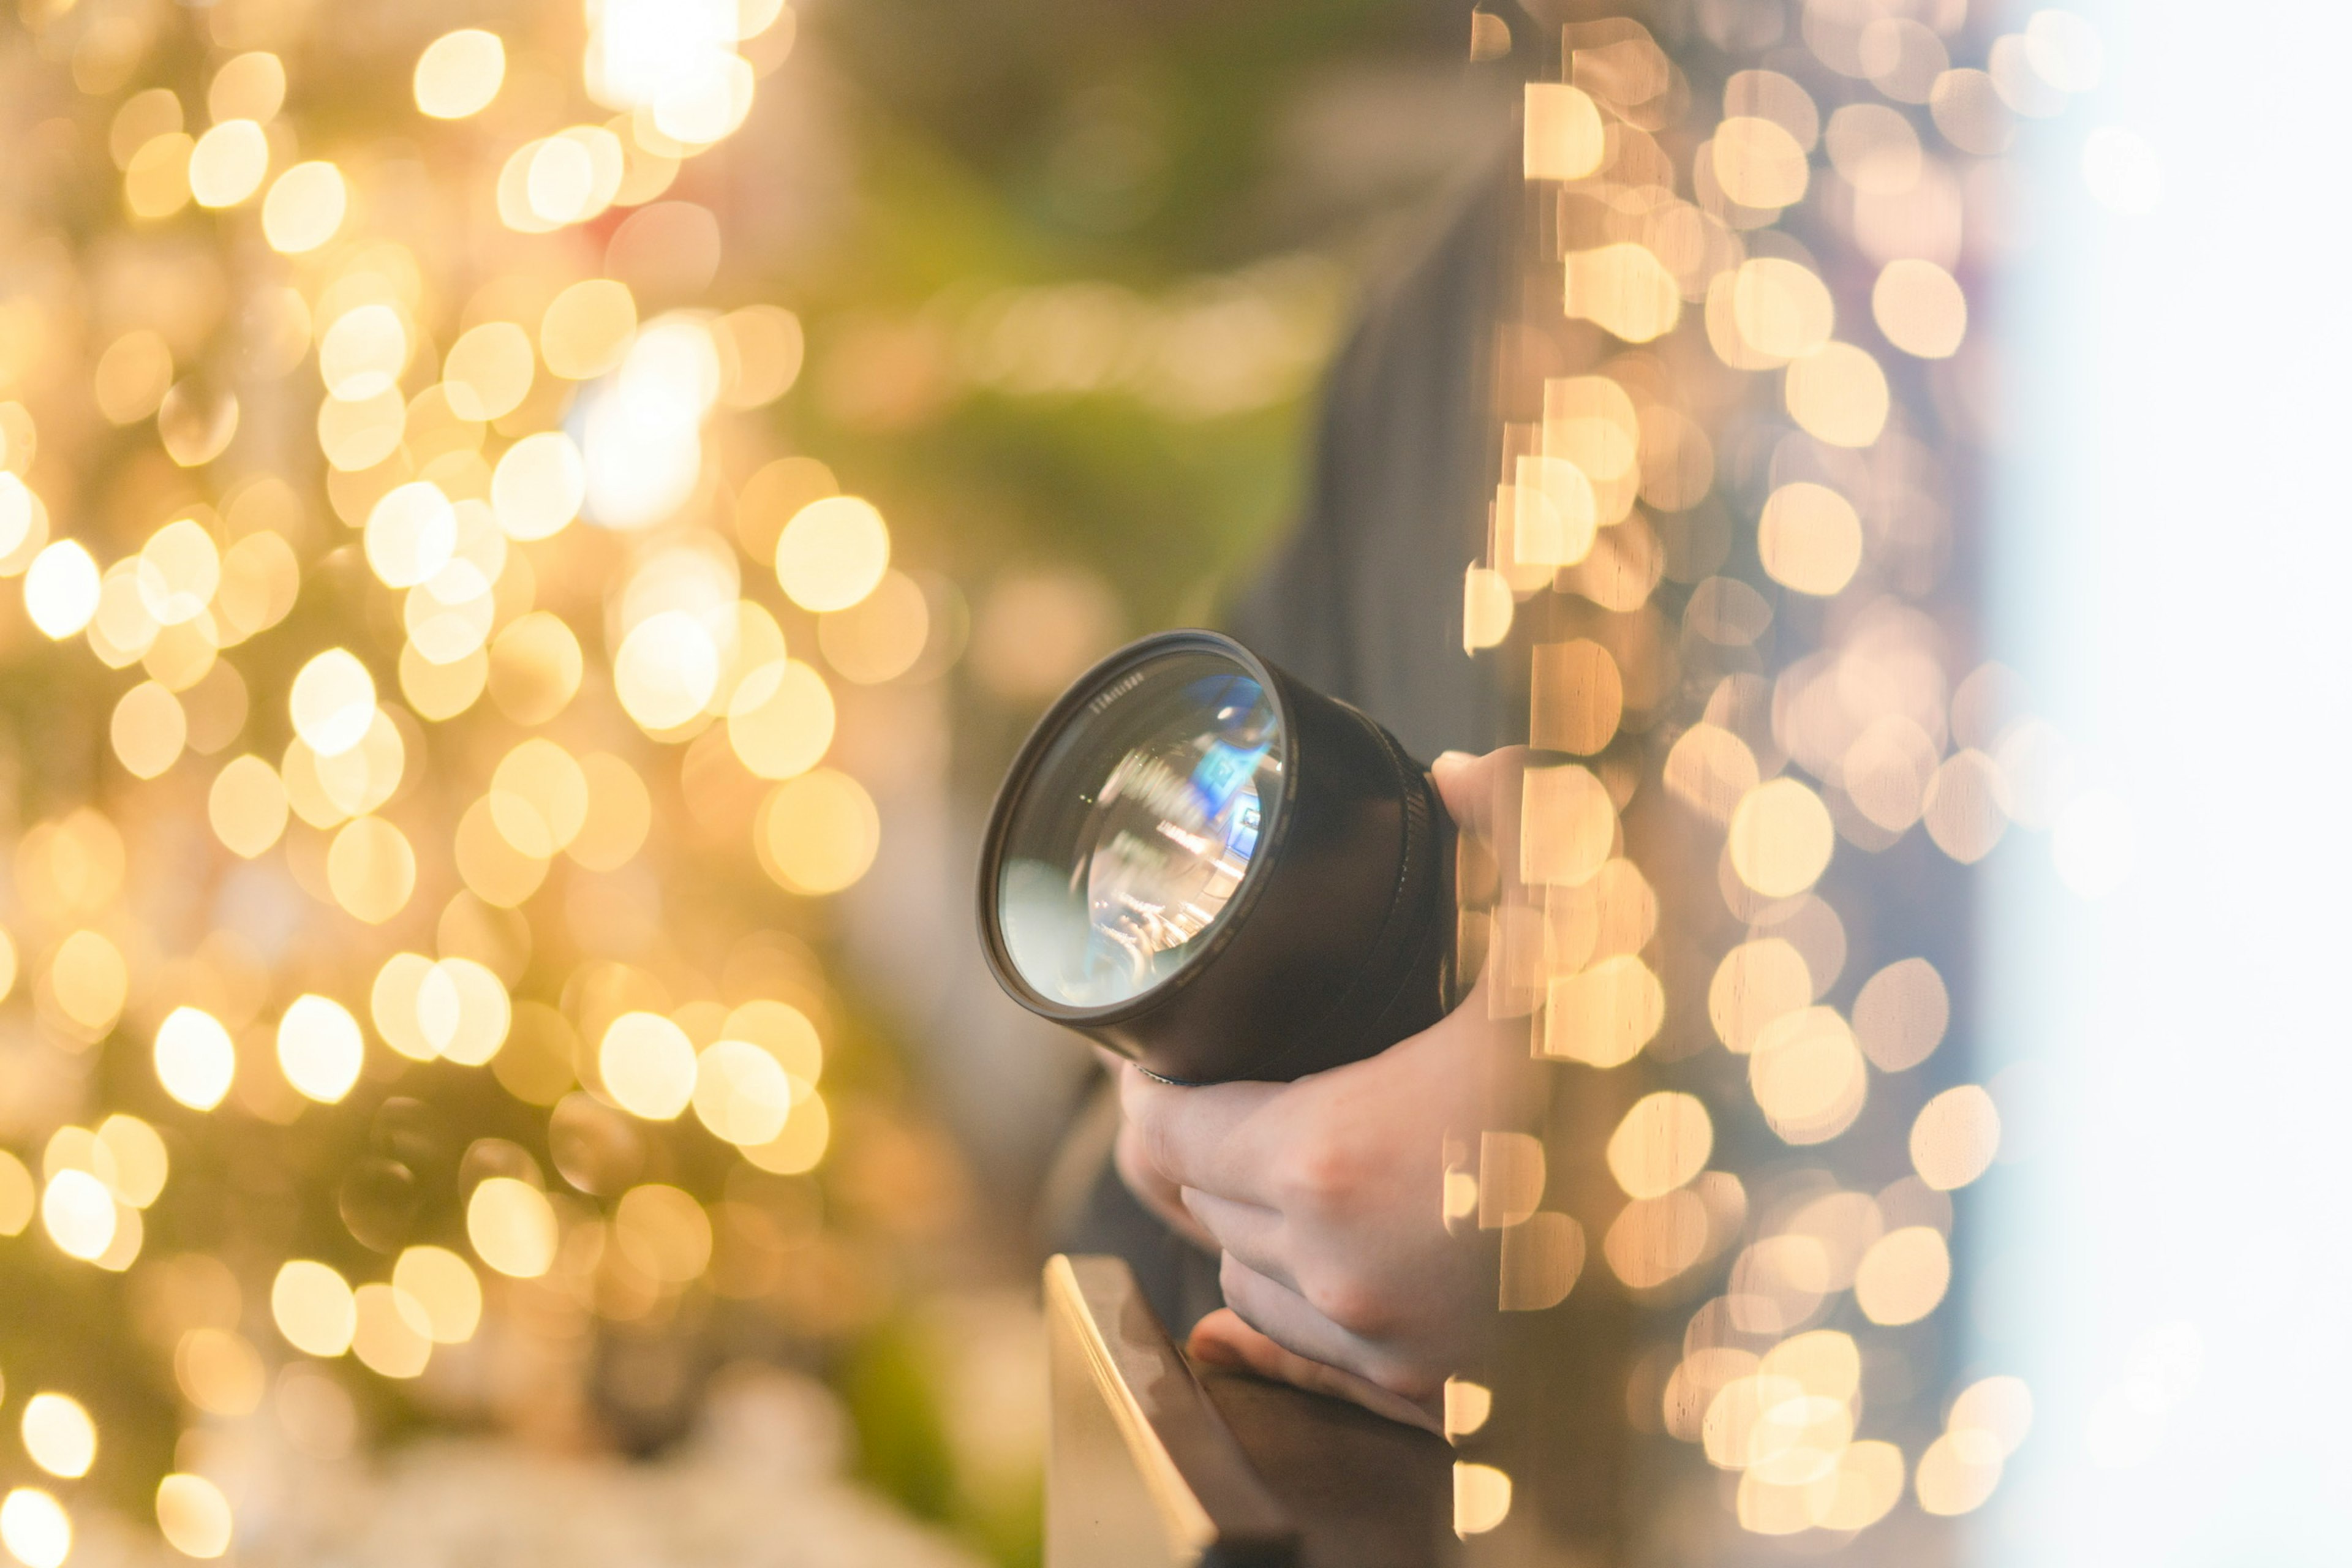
[1230,147,1519,766]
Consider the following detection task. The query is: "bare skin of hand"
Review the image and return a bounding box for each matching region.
[1113,748,1539,1433]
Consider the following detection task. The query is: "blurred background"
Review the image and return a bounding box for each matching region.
[0,1,1496,1563]
[20,0,2331,1562]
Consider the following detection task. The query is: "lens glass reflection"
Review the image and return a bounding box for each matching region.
[997,649,1283,1008]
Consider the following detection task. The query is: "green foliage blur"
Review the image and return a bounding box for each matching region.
[781,0,1476,651]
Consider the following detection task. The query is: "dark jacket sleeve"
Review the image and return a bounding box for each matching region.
[1230,140,1518,764]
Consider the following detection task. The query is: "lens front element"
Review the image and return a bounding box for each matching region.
[996,649,1283,1009]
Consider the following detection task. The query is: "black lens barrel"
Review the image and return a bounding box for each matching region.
[977,630,1455,1084]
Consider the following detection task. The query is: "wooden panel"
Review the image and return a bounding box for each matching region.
[1045,1254,1294,1567]
[1197,1368,1457,1568]
[1046,1253,1457,1567]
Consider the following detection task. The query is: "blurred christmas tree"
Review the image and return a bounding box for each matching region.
[0,0,993,1559]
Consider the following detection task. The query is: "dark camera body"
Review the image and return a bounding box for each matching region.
[977,630,1456,1085]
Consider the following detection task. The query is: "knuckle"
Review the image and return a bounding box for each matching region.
[1278,1135,1362,1213]
[1306,1275,1393,1340]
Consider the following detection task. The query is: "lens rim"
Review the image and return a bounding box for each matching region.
[976,629,1297,1026]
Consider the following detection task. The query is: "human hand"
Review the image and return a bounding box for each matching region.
[1114,748,1538,1432]
[1105,1046,1216,1253]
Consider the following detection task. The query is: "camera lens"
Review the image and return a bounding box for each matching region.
[979,630,1455,1084]
[995,647,1282,1008]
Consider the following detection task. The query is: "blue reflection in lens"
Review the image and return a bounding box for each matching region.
[998,666,1284,1009]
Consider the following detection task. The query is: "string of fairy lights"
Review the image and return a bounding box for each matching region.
[0,1,960,1561]
[1444,1,2133,1547]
